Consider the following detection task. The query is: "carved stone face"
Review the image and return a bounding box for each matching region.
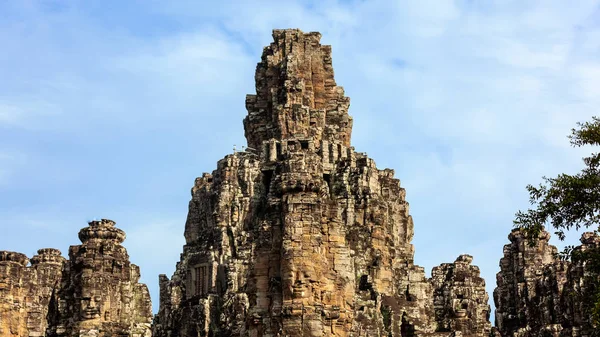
[79,291,102,320]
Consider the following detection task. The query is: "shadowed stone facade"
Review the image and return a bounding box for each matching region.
[0,219,152,337]
[494,229,600,336]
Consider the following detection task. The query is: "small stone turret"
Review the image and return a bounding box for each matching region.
[28,249,66,336]
[431,255,492,336]
[78,218,126,244]
[51,219,152,337]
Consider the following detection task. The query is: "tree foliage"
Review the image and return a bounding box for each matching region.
[514,116,600,329]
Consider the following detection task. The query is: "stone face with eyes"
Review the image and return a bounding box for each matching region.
[52,220,153,335]
[76,274,103,321]
[79,298,101,320]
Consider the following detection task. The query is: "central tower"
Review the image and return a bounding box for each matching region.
[153,29,491,337]
[243,29,352,151]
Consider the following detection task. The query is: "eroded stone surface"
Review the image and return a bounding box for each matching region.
[0,249,65,337]
[494,228,600,336]
[154,28,492,337]
[0,251,33,337]
[431,255,492,336]
[0,219,152,337]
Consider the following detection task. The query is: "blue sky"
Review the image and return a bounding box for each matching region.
[1,0,599,316]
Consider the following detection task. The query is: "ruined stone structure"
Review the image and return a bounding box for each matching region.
[5,27,600,337]
[0,219,152,337]
[494,228,600,336]
[0,249,65,337]
[153,29,492,337]
[431,255,492,336]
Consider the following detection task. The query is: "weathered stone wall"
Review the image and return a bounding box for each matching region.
[0,219,152,337]
[494,229,566,336]
[494,228,600,336]
[154,28,492,337]
[0,249,65,337]
[0,251,32,337]
[560,233,600,336]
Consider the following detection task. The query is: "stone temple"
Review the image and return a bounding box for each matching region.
[0,219,152,337]
[1,29,599,337]
[152,29,492,337]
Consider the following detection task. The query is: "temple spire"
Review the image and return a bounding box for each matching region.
[243,29,353,150]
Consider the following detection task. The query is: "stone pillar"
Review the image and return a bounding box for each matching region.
[0,251,29,337]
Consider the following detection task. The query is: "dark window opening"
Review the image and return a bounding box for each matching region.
[380,305,392,334]
[287,141,297,151]
[300,140,309,150]
[227,228,237,258]
[276,143,282,158]
[263,170,274,196]
[401,313,415,337]
[405,285,415,302]
[457,294,464,299]
[216,265,227,296]
[323,174,331,194]
[359,275,371,291]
